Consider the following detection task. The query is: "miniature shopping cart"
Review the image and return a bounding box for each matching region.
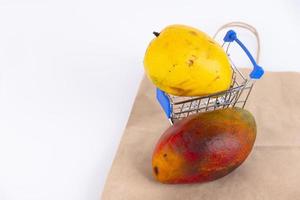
[156,28,264,125]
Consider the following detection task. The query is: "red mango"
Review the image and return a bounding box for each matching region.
[152,108,256,184]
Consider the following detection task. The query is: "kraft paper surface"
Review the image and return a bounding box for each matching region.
[102,70,300,200]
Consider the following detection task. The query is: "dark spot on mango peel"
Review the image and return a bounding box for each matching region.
[170,87,185,93]
[189,31,198,36]
[178,79,189,85]
[188,59,194,66]
[209,40,216,45]
[169,87,193,96]
[163,153,167,158]
[154,166,159,176]
[188,55,197,67]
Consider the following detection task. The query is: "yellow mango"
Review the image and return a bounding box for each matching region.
[144,24,232,96]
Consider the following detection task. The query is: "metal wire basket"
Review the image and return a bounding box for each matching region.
[156,26,264,125]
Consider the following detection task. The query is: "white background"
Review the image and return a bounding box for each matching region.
[0,0,299,199]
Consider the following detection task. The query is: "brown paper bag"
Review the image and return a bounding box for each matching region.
[102,71,300,200]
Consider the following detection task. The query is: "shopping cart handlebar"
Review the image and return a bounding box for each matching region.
[223,30,264,79]
[156,88,172,119]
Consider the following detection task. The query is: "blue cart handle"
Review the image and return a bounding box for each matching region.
[156,88,172,119]
[223,30,264,79]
